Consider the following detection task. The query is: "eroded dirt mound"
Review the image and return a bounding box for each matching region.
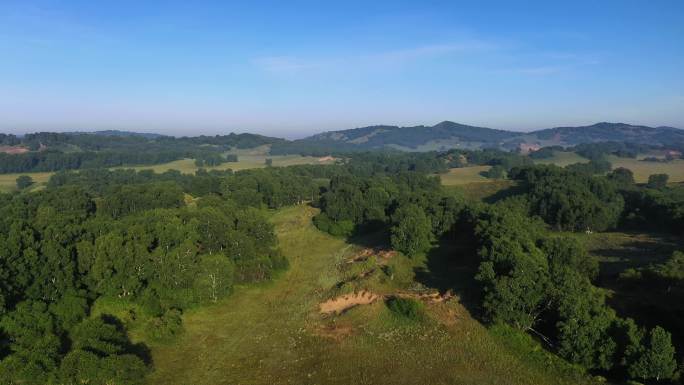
[346,248,397,265]
[319,290,381,314]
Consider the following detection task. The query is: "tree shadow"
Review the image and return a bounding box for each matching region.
[481,182,527,204]
[347,221,391,250]
[101,313,154,365]
[413,227,484,320]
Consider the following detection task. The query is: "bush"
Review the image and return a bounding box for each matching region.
[144,309,184,342]
[16,175,34,190]
[386,297,424,321]
[313,213,354,237]
[647,173,669,189]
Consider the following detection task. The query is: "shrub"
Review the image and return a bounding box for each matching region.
[144,309,184,342]
[16,175,34,190]
[386,297,424,321]
[313,213,354,237]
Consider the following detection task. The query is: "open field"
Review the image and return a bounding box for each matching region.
[606,155,684,183]
[0,152,334,192]
[439,165,491,186]
[533,151,684,183]
[122,154,334,173]
[143,205,595,385]
[0,172,53,192]
[439,166,517,201]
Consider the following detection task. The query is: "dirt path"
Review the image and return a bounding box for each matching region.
[145,205,596,385]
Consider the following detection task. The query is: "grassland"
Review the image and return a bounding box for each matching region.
[438,166,517,201]
[143,205,596,385]
[0,172,53,193]
[0,147,334,193]
[606,155,684,183]
[439,165,491,186]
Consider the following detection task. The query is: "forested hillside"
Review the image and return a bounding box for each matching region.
[272,121,684,153]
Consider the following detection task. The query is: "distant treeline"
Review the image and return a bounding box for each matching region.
[0,132,280,173]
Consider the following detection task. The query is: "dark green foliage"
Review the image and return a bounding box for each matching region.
[620,184,684,234]
[386,297,424,321]
[482,165,506,179]
[647,173,669,189]
[0,301,61,384]
[0,132,279,174]
[467,203,678,377]
[143,309,184,341]
[0,167,296,383]
[607,167,635,186]
[473,207,550,330]
[510,165,624,231]
[15,175,34,190]
[626,326,677,382]
[528,146,563,159]
[390,204,433,256]
[59,316,149,385]
[265,158,273,166]
[572,141,649,160]
[99,182,185,218]
[312,213,355,237]
[565,158,612,175]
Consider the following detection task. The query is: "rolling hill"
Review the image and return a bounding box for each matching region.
[291,121,684,152]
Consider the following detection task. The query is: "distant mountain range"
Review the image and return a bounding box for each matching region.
[294,121,684,151]
[5,122,684,154]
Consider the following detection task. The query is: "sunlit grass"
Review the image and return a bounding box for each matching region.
[143,205,596,385]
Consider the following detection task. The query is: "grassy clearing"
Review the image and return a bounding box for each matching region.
[532,151,589,166]
[532,151,684,183]
[144,205,596,385]
[584,232,684,278]
[0,172,53,193]
[122,154,333,173]
[0,152,334,193]
[606,155,684,183]
[439,166,491,186]
[439,166,515,201]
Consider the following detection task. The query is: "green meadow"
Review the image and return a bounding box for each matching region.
[142,205,596,385]
[0,148,333,192]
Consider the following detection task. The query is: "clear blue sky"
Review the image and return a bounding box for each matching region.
[1,0,683,137]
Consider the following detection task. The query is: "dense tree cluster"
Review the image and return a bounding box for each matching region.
[509,165,624,231]
[468,205,678,380]
[0,168,298,384]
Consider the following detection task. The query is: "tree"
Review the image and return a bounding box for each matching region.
[265,158,273,167]
[16,175,34,190]
[390,204,433,257]
[473,208,550,331]
[483,165,506,179]
[627,326,677,382]
[59,316,148,385]
[0,301,62,385]
[647,173,669,189]
[608,167,635,186]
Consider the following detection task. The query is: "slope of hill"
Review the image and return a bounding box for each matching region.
[304,121,518,151]
[521,122,684,146]
[293,121,684,152]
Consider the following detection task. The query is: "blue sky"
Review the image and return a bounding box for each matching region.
[1,0,683,137]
